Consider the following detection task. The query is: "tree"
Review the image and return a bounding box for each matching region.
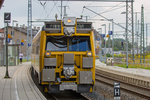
[101,38,132,51]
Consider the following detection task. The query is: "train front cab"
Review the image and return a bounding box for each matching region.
[40,17,95,93]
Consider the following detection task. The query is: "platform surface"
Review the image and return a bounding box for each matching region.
[0,62,46,100]
[96,59,150,78]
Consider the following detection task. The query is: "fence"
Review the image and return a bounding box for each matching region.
[113,57,150,68]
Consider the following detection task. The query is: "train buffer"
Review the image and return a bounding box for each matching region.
[0,62,46,100]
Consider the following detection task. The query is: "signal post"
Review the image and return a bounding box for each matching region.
[4,12,11,78]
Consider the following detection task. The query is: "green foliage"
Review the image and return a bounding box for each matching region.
[114,63,150,70]
[114,54,125,58]
[101,38,132,51]
[22,59,31,62]
[106,53,112,57]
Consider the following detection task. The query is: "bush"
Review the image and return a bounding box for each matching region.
[114,54,125,58]
[106,54,112,57]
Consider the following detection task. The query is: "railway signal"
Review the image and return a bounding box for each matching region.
[121,41,124,49]
[4,12,11,78]
[106,34,109,38]
[114,82,120,100]
[21,39,24,46]
[4,13,11,23]
[108,31,113,35]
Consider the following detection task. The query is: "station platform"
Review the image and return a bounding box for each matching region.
[0,62,46,100]
[96,59,150,78]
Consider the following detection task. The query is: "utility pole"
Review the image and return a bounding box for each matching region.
[102,24,106,64]
[98,28,102,62]
[137,20,139,56]
[112,19,114,62]
[27,0,32,61]
[4,23,10,78]
[4,12,11,78]
[146,24,148,53]
[135,12,139,56]
[108,23,111,49]
[84,16,89,22]
[85,16,88,22]
[20,25,22,54]
[61,0,62,19]
[58,5,69,17]
[131,1,134,63]
[141,5,145,63]
[64,6,68,17]
[126,1,129,68]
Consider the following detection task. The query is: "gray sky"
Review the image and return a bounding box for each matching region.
[0,0,150,44]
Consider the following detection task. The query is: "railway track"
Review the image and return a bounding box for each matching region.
[95,67,150,100]
[30,67,89,100]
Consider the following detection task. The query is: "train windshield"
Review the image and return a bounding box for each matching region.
[46,36,91,51]
[46,36,67,51]
[69,36,91,51]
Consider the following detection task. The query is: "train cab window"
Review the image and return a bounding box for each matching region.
[69,36,91,51]
[46,36,67,51]
[46,36,91,51]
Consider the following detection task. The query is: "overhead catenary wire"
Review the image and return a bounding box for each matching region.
[85,2,125,18]
[83,6,131,32]
[100,6,125,14]
[47,1,60,18]
[40,1,46,9]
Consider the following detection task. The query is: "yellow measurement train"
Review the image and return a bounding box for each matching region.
[31,17,95,93]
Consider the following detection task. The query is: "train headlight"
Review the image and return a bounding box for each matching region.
[45,51,51,57]
[87,51,92,56]
[67,19,72,23]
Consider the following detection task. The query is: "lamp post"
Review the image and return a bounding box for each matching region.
[102,24,106,64]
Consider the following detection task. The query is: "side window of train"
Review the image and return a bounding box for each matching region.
[32,45,34,53]
[36,46,39,54]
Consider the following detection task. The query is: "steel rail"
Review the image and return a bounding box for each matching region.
[95,68,150,99]
[30,67,89,100]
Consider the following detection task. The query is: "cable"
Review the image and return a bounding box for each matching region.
[40,1,46,9]
[83,2,124,18]
[46,0,59,18]
[101,6,125,14]
[92,3,124,18]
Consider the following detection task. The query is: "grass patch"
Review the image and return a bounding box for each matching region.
[114,63,150,70]
[22,59,31,62]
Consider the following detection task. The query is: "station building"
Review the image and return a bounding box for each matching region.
[0,29,4,65]
[0,25,39,66]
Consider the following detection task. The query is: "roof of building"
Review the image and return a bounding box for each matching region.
[13,26,39,36]
[2,26,39,36]
[0,29,4,33]
[0,0,4,9]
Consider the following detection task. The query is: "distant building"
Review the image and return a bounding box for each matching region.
[0,0,4,9]
[102,48,113,55]
[0,29,4,49]
[0,29,4,65]
[1,25,39,58]
[114,51,131,55]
